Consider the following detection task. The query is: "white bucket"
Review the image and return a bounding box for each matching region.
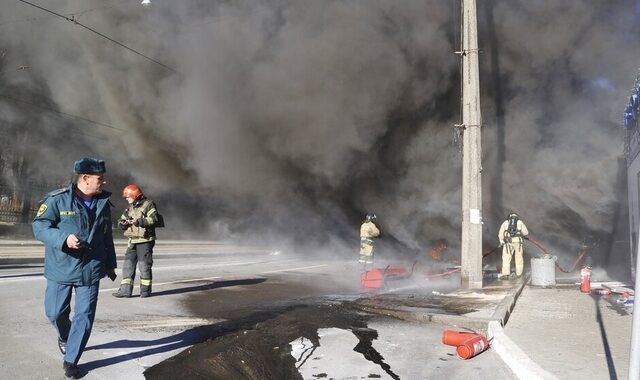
[531,256,556,287]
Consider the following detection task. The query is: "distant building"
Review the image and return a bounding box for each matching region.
[624,74,640,275]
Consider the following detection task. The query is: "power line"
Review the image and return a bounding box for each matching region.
[0,0,128,29]
[15,0,176,73]
[68,0,133,18]
[0,93,128,132]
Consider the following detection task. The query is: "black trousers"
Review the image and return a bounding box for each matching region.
[118,241,155,296]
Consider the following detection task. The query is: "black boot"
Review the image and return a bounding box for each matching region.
[57,337,66,355]
[63,361,80,379]
[112,284,132,298]
[140,282,152,298]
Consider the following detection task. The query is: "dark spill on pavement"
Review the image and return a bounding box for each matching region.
[144,276,466,380]
[144,302,397,380]
[352,327,400,380]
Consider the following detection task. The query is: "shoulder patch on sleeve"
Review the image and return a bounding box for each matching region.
[49,187,69,197]
[36,204,48,217]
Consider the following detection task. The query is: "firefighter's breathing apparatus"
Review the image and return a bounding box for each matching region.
[483,233,589,274]
[481,213,588,273]
[507,212,519,233]
[482,214,525,258]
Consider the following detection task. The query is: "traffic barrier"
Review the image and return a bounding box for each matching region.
[456,334,489,360]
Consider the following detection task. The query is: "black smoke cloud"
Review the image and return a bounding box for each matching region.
[1,0,638,265]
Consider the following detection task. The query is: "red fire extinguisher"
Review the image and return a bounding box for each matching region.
[580,266,591,293]
[456,334,489,360]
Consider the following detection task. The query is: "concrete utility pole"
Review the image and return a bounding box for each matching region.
[460,0,483,289]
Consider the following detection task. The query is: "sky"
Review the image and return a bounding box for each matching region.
[1,0,639,270]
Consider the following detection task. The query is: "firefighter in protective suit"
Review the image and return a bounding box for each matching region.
[112,185,159,298]
[359,213,380,270]
[498,212,529,278]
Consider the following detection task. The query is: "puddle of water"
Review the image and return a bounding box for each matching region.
[290,327,399,380]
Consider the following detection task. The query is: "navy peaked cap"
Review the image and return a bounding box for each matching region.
[74,158,106,174]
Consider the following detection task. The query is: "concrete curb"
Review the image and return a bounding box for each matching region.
[488,321,558,380]
[491,276,528,325]
[488,278,559,380]
[368,276,559,380]
[356,306,493,332]
[356,277,530,333]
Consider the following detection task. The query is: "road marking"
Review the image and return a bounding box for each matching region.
[260,264,327,274]
[0,259,289,285]
[0,262,323,287]
[154,259,297,271]
[100,275,224,292]
[101,263,326,292]
[0,275,44,283]
[123,317,226,330]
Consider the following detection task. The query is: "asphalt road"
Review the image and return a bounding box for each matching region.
[0,241,515,379]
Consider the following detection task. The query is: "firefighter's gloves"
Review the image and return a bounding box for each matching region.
[107,269,117,281]
[133,219,141,227]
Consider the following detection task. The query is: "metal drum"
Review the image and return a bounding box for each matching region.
[530,256,556,287]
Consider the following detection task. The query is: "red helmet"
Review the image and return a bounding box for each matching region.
[122,184,143,199]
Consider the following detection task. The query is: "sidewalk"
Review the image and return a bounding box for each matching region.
[434,279,633,380]
[357,271,633,380]
[501,283,633,380]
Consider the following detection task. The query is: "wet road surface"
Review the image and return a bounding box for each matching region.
[0,241,514,379]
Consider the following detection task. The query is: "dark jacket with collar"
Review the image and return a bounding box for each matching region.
[32,184,117,285]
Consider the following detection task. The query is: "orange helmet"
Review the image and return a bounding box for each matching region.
[122,184,143,199]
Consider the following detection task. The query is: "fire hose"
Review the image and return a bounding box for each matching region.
[482,245,502,258]
[522,236,587,273]
[404,260,460,280]
[414,235,588,279]
[523,236,550,255]
[551,245,588,273]
[424,267,461,279]
[482,236,587,274]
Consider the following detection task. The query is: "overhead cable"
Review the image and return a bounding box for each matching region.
[15,0,176,73]
[0,93,128,132]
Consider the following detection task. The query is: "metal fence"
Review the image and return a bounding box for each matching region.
[0,182,57,224]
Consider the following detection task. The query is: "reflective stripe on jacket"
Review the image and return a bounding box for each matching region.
[121,198,158,244]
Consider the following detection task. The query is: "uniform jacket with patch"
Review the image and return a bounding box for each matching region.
[119,197,158,244]
[32,184,117,285]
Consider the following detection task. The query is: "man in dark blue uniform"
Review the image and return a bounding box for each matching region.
[32,158,117,379]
